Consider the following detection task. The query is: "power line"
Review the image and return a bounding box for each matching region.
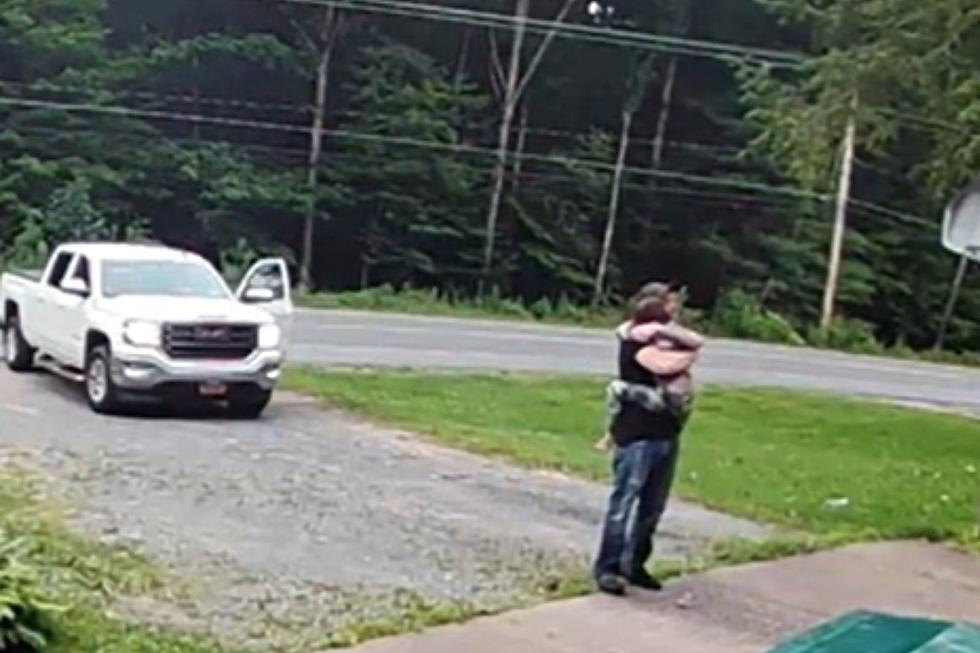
[518,124,746,156]
[1,79,755,162]
[872,106,968,135]
[13,121,814,221]
[12,117,933,231]
[0,94,927,225]
[265,0,805,67]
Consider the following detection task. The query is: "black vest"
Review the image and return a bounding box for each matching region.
[610,338,682,446]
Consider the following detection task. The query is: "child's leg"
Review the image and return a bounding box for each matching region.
[594,433,613,452]
[622,383,668,412]
[595,381,629,453]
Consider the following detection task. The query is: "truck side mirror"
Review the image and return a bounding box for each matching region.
[61,277,90,297]
[243,286,275,303]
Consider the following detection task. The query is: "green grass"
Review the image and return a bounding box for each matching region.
[285,370,980,548]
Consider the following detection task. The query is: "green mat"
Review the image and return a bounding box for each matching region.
[768,612,980,653]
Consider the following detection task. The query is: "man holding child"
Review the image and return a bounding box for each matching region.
[593,282,704,596]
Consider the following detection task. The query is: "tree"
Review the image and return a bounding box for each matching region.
[511,131,613,301]
[739,2,912,327]
[481,0,582,289]
[592,53,654,305]
[0,0,978,353]
[287,4,347,291]
[333,42,486,289]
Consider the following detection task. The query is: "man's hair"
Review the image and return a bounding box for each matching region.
[627,281,674,324]
[632,296,672,325]
[633,282,672,303]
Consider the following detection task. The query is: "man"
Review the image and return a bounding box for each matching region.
[593,283,699,596]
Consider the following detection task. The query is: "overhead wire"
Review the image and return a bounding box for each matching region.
[264,0,805,67]
[0,94,931,227]
[1,78,756,160]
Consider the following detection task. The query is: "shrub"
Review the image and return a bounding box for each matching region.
[473,288,533,319]
[711,290,805,345]
[0,535,60,652]
[552,295,587,323]
[807,318,884,354]
[528,297,554,320]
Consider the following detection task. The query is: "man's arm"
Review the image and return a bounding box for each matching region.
[635,346,698,376]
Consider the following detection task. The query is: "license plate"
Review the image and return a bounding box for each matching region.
[198,382,228,398]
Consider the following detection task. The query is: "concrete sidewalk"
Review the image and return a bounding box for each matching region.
[342,542,980,653]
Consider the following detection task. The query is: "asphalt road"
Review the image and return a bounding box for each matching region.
[290,309,980,415]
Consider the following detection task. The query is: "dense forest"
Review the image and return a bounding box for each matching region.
[1,0,978,352]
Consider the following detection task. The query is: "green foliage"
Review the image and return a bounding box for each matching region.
[43,178,110,243]
[0,468,173,653]
[506,131,616,301]
[333,41,487,288]
[712,289,806,345]
[0,535,59,652]
[0,0,978,354]
[0,0,107,75]
[298,285,623,326]
[807,318,884,354]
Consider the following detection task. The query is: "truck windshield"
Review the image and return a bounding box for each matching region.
[102,261,229,299]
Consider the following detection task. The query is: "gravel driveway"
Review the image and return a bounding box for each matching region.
[0,368,768,649]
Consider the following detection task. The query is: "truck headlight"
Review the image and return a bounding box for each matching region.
[258,324,281,349]
[123,320,161,347]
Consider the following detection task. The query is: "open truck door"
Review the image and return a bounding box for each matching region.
[236,258,294,343]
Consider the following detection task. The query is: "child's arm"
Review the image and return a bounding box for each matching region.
[636,347,698,376]
[656,323,705,351]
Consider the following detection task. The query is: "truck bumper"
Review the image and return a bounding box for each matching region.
[109,347,284,394]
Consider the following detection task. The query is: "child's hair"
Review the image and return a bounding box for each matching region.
[632,296,672,325]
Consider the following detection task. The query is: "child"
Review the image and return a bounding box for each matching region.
[594,309,704,452]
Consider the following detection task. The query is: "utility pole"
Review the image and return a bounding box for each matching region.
[821,95,858,330]
[935,255,970,350]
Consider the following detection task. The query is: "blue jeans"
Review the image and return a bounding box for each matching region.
[593,438,680,579]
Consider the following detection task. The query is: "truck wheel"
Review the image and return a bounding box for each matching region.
[85,346,120,414]
[4,316,36,372]
[229,392,272,419]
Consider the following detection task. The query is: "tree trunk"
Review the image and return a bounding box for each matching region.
[510,104,529,195]
[649,55,678,179]
[453,26,472,93]
[593,110,633,306]
[480,0,579,291]
[820,95,858,330]
[935,255,970,350]
[299,7,338,292]
[480,0,528,288]
[360,259,370,289]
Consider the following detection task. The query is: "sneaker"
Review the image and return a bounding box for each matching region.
[596,573,627,596]
[629,569,663,591]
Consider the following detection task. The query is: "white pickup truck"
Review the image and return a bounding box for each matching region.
[0,242,292,418]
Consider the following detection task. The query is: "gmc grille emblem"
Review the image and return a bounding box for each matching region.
[196,326,228,340]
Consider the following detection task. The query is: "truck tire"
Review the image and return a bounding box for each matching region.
[4,316,36,372]
[85,346,120,414]
[229,392,272,419]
